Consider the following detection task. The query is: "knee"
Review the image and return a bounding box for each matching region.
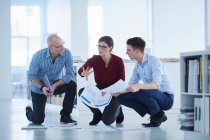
[102,117,114,126]
[102,120,113,126]
[33,116,45,124]
[69,81,77,90]
[66,81,77,95]
[117,95,126,104]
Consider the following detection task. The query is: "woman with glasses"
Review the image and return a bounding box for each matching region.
[78,36,125,125]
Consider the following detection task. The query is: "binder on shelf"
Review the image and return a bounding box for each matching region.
[185,56,201,93]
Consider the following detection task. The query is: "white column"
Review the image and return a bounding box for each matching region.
[71,0,88,60]
[0,1,12,99]
[206,0,210,48]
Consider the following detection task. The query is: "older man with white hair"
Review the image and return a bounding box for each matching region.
[26,33,77,125]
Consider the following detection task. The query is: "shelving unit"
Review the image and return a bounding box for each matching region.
[180,50,210,140]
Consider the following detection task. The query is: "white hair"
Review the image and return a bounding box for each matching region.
[47,33,62,46]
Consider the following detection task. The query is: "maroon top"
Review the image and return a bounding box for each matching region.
[78,54,125,89]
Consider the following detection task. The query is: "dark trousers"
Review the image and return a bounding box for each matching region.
[117,89,174,117]
[78,88,121,125]
[27,80,77,124]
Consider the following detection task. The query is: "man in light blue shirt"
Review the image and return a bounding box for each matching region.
[117,37,174,127]
[26,34,77,125]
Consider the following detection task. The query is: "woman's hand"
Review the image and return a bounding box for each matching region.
[81,67,93,81]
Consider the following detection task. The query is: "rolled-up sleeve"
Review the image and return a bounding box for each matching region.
[28,53,40,82]
[150,58,162,88]
[129,64,140,85]
[61,50,74,83]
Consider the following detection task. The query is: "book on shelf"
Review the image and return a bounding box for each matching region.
[184,56,202,93]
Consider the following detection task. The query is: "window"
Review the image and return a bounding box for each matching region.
[11,3,42,98]
[11,5,41,66]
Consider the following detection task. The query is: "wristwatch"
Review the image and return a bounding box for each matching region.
[40,86,45,92]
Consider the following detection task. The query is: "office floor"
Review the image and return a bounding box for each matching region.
[0,98,184,140]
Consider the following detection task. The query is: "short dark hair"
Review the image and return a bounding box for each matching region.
[98,36,114,50]
[126,37,146,52]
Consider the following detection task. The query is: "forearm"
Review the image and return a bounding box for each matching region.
[53,80,64,88]
[138,82,159,90]
[31,79,43,89]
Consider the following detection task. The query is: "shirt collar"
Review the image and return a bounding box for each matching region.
[46,49,51,58]
[45,48,64,58]
[139,53,148,65]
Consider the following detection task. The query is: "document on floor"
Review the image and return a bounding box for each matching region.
[80,82,112,108]
[21,123,47,130]
[47,123,82,129]
[81,124,117,131]
[80,124,148,131]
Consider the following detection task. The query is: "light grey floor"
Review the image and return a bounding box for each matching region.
[0,98,184,140]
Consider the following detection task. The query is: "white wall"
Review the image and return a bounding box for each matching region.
[206,0,210,48]
[71,0,89,60]
[153,0,205,58]
[46,0,71,49]
[164,62,180,108]
[88,0,149,60]
[0,0,12,99]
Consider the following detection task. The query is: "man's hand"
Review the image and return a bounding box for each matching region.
[42,87,53,97]
[112,92,121,97]
[125,84,140,93]
[81,67,93,81]
[51,84,58,93]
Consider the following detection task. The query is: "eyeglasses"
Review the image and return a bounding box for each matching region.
[96,45,109,49]
[51,44,64,49]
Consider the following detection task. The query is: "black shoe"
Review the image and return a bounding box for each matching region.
[116,107,124,124]
[142,121,161,127]
[89,112,102,125]
[142,114,167,127]
[25,106,32,114]
[60,115,77,125]
[25,106,32,121]
[153,113,167,124]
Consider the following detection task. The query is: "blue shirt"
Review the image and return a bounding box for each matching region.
[28,48,74,94]
[129,53,174,94]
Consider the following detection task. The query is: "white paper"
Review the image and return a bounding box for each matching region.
[47,123,81,129]
[81,125,116,131]
[80,80,128,108]
[115,126,148,131]
[80,82,112,109]
[21,123,47,130]
[101,79,128,94]
[41,75,53,93]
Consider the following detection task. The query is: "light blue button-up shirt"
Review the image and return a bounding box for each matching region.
[28,48,74,94]
[129,53,174,94]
